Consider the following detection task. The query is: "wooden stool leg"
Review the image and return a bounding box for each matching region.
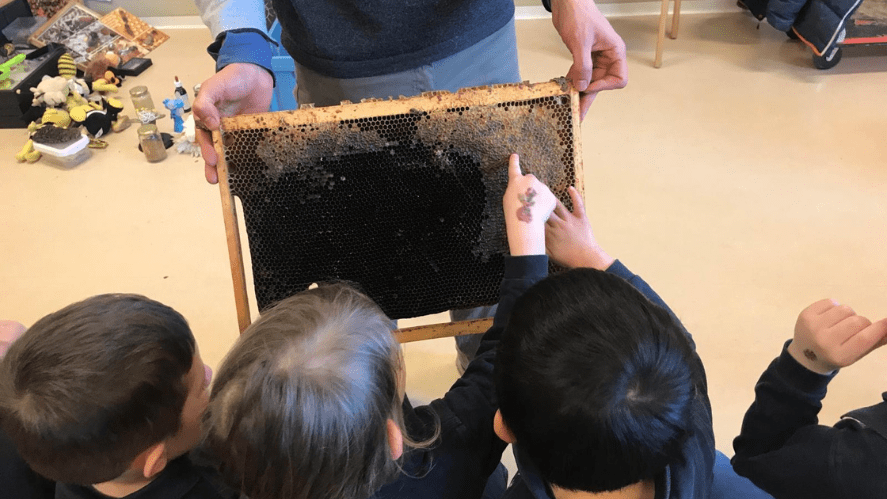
[671,0,682,39]
[655,0,670,67]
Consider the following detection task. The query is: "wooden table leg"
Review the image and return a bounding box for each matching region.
[655,0,670,67]
[671,0,682,39]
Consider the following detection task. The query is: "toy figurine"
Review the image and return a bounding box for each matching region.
[65,78,95,111]
[15,139,41,163]
[35,108,72,129]
[88,78,119,95]
[175,114,201,157]
[103,98,131,133]
[70,105,113,148]
[173,76,190,112]
[57,53,77,79]
[163,98,185,133]
[0,53,25,83]
[85,52,124,86]
[31,75,70,108]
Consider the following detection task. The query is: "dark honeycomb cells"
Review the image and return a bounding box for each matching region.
[223,92,577,318]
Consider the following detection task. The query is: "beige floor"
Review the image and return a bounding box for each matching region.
[2,11,885,476]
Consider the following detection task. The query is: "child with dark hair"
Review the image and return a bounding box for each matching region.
[202,154,557,499]
[492,187,772,499]
[0,294,236,499]
[731,299,887,498]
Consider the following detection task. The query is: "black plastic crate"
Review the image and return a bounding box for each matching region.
[1,43,66,128]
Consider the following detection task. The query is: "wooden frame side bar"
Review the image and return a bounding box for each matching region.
[214,130,252,333]
[570,86,584,199]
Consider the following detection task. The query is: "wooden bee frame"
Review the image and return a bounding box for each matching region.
[213,80,584,340]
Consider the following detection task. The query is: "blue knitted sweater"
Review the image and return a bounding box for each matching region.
[272,0,515,78]
[203,0,518,79]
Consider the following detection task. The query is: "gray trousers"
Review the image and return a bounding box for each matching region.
[294,18,519,370]
[294,17,521,106]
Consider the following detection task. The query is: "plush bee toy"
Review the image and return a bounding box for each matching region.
[57,53,77,79]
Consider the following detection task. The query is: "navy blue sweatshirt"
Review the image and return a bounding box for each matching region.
[732,342,887,498]
[372,255,549,499]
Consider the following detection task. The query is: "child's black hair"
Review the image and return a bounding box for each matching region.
[495,268,701,492]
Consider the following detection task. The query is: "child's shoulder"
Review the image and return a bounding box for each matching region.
[173,453,240,499]
[0,427,55,499]
[53,455,238,499]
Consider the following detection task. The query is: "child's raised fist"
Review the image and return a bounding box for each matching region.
[788,299,887,374]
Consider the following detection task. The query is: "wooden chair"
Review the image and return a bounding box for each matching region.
[212,81,584,342]
[655,0,682,68]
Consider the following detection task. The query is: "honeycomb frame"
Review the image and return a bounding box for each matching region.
[213,79,584,335]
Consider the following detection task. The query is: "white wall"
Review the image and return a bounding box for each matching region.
[82,0,199,17]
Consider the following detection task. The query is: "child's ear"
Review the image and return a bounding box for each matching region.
[386,419,404,460]
[139,442,169,479]
[494,410,517,444]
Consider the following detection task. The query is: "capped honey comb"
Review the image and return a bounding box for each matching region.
[216,79,583,322]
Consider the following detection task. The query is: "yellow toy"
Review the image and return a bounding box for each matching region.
[57,53,76,79]
[15,140,41,163]
[89,78,118,94]
[64,82,92,111]
[39,108,72,129]
[20,108,73,164]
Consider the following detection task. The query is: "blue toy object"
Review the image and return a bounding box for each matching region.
[162,97,185,133]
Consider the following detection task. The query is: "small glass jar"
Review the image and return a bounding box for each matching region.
[138,124,167,163]
[129,85,155,112]
[193,83,201,99]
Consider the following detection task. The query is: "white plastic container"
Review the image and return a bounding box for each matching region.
[32,135,92,169]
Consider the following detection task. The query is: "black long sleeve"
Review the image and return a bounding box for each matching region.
[732,341,887,499]
[375,255,549,499]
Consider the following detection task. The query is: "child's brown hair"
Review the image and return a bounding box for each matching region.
[0,294,196,484]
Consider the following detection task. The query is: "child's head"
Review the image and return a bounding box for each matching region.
[0,294,208,485]
[204,283,418,499]
[494,268,701,495]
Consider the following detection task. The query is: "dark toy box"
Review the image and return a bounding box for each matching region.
[0,43,66,128]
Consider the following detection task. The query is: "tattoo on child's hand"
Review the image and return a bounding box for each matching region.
[803,349,817,362]
[517,187,537,223]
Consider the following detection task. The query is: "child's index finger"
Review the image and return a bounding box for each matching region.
[568,186,585,215]
[508,153,521,180]
[551,198,569,220]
